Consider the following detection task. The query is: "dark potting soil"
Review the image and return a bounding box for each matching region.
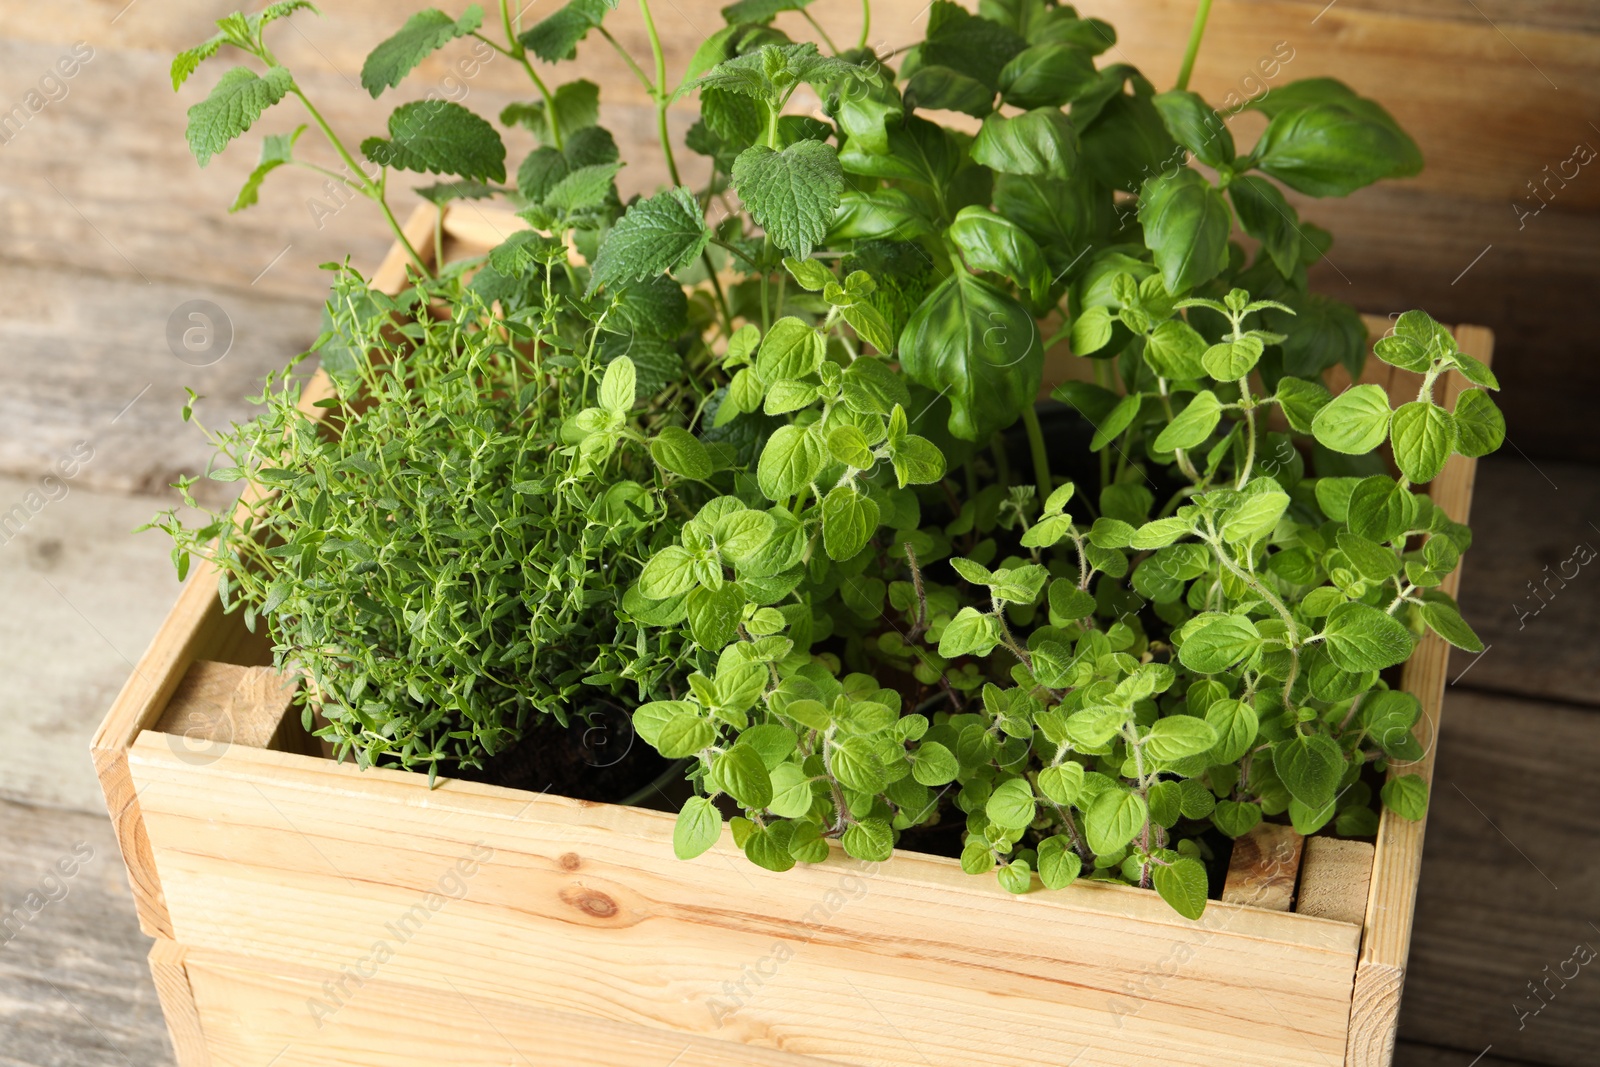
[456,701,674,805]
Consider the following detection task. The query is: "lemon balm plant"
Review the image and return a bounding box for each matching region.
[158,0,1503,917]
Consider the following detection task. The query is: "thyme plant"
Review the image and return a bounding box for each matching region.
[163,0,1503,915]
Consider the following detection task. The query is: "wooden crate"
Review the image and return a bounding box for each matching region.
[92,203,1491,1067]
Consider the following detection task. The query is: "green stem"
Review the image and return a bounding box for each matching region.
[858,0,872,50]
[802,9,841,54]
[1020,404,1053,505]
[1236,378,1257,489]
[291,87,429,278]
[1175,0,1214,92]
[1092,357,1114,491]
[637,0,682,186]
[496,1,562,150]
[599,26,656,95]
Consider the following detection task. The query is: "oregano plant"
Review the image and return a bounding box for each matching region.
[160,0,1501,917]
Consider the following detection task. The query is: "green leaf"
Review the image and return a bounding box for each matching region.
[900,271,1043,442]
[599,355,635,412]
[904,65,995,118]
[1152,89,1232,167]
[911,742,959,786]
[732,140,844,258]
[1272,732,1345,809]
[186,66,295,167]
[687,582,744,649]
[362,100,507,182]
[842,818,894,862]
[1361,689,1423,760]
[1212,799,1262,838]
[639,545,699,599]
[996,859,1033,894]
[1336,531,1400,582]
[971,108,1077,180]
[889,434,945,487]
[1276,377,1332,434]
[1201,335,1265,382]
[830,735,888,792]
[986,777,1037,831]
[757,424,825,500]
[650,427,713,479]
[998,42,1096,109]
[1178,614,1261,673]
[543,161,621,212]
[1382,773,1429,820]
[757,317,825,380]
[1420,598,1483,652]
[1452,388,1505,458]
[656,712,715,758]
[1204,698,1259,765]
[231,124,305,212]
[1322,601,1414,672]
[1251,101,1423,198]
[1228,175,1299,277]
[501,79,600,145]
[821,485,879,561]
[783,256,833,291]
[521,0,617,62]
[1142,716,1218,761]
[1138,170,1230,294]
[1311,384,1392,455]
[1036,837,1083,890]
[361,6,485,96]
[1143,319,1208,379]
[743,823,797,871]
[938,606,1003,658]
[839,115,960,188]
[674,796,722,858]
[766,762,814,818]
[1153,390,1221,452]
[947,206,1050,307]
[587,187,709,293]
[1220,491,1290,544]
[1346,475,1417,543]
[716,744,773,808]
[1089,392,1141,451]
[826,425,874,469]
[1390,401,1455,483]
[1085,788,1147,855]
[1153,856,1209,919]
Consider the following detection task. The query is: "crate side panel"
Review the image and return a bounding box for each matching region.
[132,738,1360,1067]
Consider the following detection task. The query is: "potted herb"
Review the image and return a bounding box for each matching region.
[94,1,1501,1064]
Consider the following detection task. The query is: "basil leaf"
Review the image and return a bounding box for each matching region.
[1138,170,1230,294]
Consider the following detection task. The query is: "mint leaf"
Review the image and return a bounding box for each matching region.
[362,100,507,182]
[587,187,709,294]
[360,6,485,97]
[521,0,617,62]
[186,66,294,167]
[231,124,305,211]
[501,79,600,145]
[731,140,844,258]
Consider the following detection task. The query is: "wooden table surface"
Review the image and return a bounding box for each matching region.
[1,2,1597,1065]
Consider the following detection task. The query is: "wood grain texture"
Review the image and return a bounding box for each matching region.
[147,941,211,1067]
[1346,327,1493,1067]
[1221,823,1304,912]
[127,734,1363,1067]
[1296,839,1375,927]
[0,796,175,1067]
[153,661,307,762]
[1397,690,1600,1067]
[1450,455,1600,708]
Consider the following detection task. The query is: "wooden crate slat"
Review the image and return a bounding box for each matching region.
[129,735,1362,1067]
[148,940,213,1067]
[1221,823,1305,912]
[1297,839,1376,927]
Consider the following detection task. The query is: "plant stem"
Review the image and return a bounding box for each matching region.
[1236,378,1257,489]
[497,1,562,150]
[1020,403,1053,505]
[1175,0,1214,92]
[802,9,842,54]
[858,0,872,50]
[290,88,429,278]
[1092,358,1114,490]
[637,0,682,186]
